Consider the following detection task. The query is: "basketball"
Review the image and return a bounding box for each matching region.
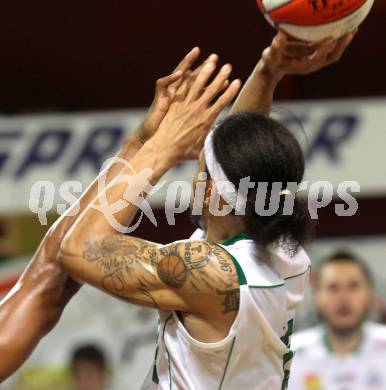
[257,0,374,42]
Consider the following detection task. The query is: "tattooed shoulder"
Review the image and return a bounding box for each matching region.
[81,235,240,314]
[156,240,240,311]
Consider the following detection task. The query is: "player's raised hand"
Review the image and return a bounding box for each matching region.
[150,60,241,162]
[136,47,201,143]
[260,29,357,77]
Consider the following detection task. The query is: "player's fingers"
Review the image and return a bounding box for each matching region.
[156,71,183,95]
[200,64,233,103]
[170,48,201,91]
[280,57,315,74]
[173,47,201,73]
[222,79,230,91]
[269,31,287,62]
[191,54,219,78]
[284,41,316,58]
[261,33,287,69]
[210,79,242,116]
[182,54,219,97]
[326,30,356,65]
[308,37,335,64]
[174,71,193,100]
[187,61,218,100]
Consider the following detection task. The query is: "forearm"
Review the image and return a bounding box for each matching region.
[0,261,75,381]
[59,140,172,284]
[0,135,144,382]
[230,61,282,115]
[49,135,143,244]
[0,292,43,380]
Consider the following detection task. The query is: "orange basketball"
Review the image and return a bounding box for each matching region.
[257,0,374,42]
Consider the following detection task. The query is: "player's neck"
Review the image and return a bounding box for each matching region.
[326,326,364,357]
[205,215,245,244]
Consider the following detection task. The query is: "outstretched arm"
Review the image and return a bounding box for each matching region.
[0,133,146,382]
[230,31,356,115]
[58,60,241,312]
[0,48,201,382]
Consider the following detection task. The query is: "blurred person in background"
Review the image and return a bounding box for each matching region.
[289,252,386,390]
[71,345,110,390]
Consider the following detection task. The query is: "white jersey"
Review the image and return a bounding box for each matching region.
[142,231,311,390]
[289,323,386,390]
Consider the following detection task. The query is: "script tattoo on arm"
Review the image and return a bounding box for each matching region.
[82,235,241,314]
[83,236,161,308]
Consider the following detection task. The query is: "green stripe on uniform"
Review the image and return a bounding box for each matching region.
[212,243,247,286]
[249,283,285,289]
[152,346,160,384]
[219,337,236,390]
[221,233,249,246]
[163,315,173,389]
[284,266,311,281]
[280,320,295,390]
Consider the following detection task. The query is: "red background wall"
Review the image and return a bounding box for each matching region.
[0,0,385,113]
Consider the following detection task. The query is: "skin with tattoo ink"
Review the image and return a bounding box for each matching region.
[80,235,240,331]
[59,33,355,346]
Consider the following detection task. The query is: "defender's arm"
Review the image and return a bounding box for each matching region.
[0,49,201,382]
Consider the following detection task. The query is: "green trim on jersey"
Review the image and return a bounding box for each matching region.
[281,319,294,347]
[166,348,172,389]
[249,283,285,289]
[163,315,174,389]
[152,318,161,384]
[230,253,248,286]
[152,315,173,385]
[221,232,249,246]
[280,320,295,390]
[284,266,311,281]
[152,346,160,384]
[213,243,247,286]
[219,337,236,390]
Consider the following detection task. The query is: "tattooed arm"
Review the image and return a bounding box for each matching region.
[58,55,241,313]
[62,234,240,314]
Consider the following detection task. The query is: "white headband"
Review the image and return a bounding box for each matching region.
[204,129,239,208]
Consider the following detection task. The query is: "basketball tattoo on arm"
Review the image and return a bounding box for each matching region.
[82,236,240,313]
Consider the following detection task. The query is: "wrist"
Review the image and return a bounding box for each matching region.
[141,137,177,179]
[121,135,144,155]
[132,125,147,145]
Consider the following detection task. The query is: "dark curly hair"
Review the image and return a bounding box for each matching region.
[211,112,314,255]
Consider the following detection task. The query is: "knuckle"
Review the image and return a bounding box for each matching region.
[203,116,213,126]
[271,39,281,51]
[262,48,271,61]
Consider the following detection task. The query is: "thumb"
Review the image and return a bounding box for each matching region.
[156,71,183,93]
